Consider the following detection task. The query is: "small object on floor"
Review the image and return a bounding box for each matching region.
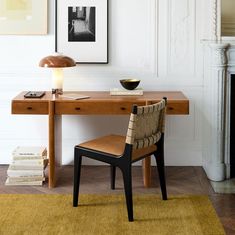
[5,146,48,186]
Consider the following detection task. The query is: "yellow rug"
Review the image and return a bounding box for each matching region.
[0,194,225,235]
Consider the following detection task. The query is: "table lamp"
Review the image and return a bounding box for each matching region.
[39,54,76,95]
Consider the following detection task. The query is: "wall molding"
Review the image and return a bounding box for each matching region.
[166,0,197,77]
[212,0,219,40]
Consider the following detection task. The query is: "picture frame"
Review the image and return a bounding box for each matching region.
[0,0,47,35]
[55,0,108,64]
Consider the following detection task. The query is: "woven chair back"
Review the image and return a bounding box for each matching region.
[125,99,166,151]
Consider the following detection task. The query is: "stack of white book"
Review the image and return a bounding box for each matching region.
[110,88,143,96]
[5,146,48,186]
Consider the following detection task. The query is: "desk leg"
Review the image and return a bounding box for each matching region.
[143,100,152,188]
[143,156,151,187]
[48,101,55,188]
[48,101,62,188]
[55,115,62,167]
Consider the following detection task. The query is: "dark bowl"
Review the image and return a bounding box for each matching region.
[120,79,140,90]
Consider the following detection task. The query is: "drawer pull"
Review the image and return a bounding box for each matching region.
[168,107,174,110]
[27,107,33,110]
[75,107,81,111]
[121,107,126,111]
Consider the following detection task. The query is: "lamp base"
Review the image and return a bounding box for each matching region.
[52,88,63,95]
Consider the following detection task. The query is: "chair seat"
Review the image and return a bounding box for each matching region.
[78,134,157,161]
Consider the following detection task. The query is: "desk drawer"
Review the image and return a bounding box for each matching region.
[149,100,189,115]
[55,101,145,115]
[165,101,189,115]
[12,102,48,114]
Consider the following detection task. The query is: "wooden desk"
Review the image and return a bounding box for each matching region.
[12,91,189,188]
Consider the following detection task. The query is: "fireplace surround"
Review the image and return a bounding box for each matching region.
[203,41,235,181]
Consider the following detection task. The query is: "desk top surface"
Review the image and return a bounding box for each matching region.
[12,91,189,115]
[13,91,188,102]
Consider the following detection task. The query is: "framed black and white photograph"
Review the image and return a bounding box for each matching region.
[55,0,108,64]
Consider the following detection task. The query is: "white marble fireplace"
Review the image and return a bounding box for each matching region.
[203,41,235,181]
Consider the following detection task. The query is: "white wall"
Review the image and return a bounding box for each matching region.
[0,0,209,166]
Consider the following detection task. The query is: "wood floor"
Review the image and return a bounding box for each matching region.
[0,165,235,234]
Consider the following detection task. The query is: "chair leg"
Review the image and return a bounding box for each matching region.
[73,149,82,207]
[110,166,116,190]
[154,153,167,200]
[121,165,133,222]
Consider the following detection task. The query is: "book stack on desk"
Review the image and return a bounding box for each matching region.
[5,146,48,186]
[110,88,143,96]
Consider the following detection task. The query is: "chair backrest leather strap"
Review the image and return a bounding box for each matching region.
[125,98,167,151]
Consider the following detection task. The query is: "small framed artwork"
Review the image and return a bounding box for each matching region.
[55,0,108,64]
[0,0,47,35]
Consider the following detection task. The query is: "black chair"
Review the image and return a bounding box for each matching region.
[73,98,167,221]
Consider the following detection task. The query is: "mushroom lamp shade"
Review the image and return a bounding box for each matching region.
[39,54,76,95]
